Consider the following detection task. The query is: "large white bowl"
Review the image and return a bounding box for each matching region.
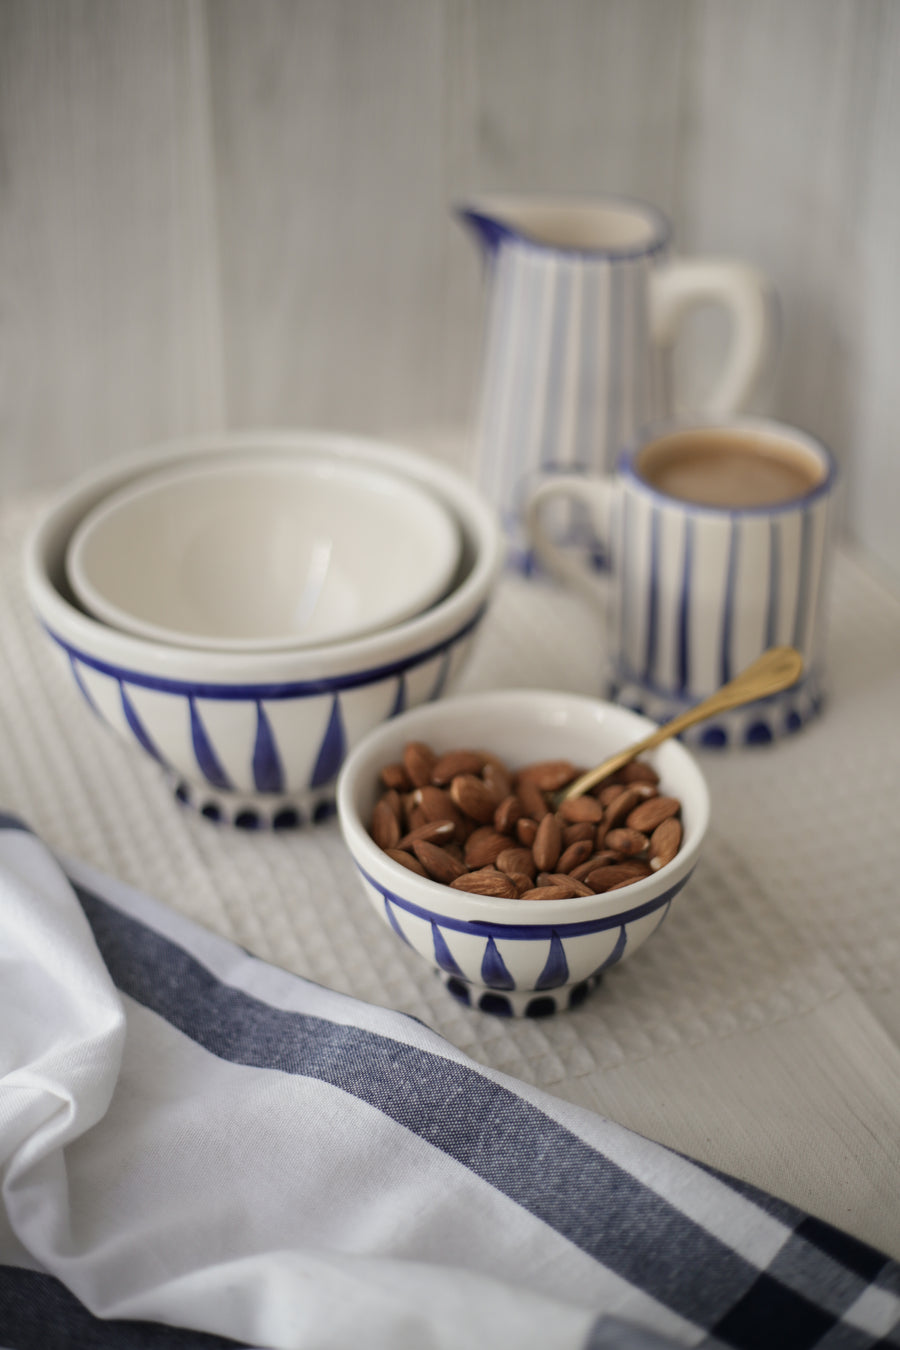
[66,453,461,652]
[338,688,710,1016]
[25,432,504,828]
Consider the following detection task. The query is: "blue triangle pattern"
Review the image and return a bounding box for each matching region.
[535,930,570,990]
[431,923,464,977]
[120,683,165,766]
[252,702,284,794]
[309,695,346,788]
[390,675,407,718]
[481,936,515,991]
[189,698,233,790]
[383,897,412,947]
[593,924,628,976]
[70,656,99,716]
[429,648,453,702]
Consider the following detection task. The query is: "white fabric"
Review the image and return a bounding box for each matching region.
[0,480,898,1269]
[3,819,899,1350]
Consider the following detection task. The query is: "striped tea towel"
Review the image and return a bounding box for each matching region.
[1,812,898,1350]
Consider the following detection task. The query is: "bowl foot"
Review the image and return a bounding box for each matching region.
[168,774,336,830]
[440,972,601,1017]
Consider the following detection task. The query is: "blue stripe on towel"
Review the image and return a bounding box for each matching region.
[71,880,762,1329]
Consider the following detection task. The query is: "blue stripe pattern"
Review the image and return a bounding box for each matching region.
[766,519,781,648]
[792,508,813,651]
[69,879,768,1327]
[46,604,487,700]
[720,520,740,687]
[359,864,689,940]
[677,517,693,694]
[643,506,661,684]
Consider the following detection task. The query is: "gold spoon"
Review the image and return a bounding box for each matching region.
[558,645,805,805]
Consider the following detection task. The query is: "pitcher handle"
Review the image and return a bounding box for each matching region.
[651,259,772,417]
[524,475,615,609]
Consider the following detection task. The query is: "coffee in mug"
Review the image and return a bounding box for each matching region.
[636,427,825,508]
[525,419,838,748]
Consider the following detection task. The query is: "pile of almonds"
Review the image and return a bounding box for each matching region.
[369,742,683,900]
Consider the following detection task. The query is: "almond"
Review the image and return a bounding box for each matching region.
[464,828,511,869]
[482,760,513,805]
[494,794,523,834]
[450,868,518,898]
[532,812,563,872]
[516,777,550,820]
[516,759,579,792]
[585,862,650,893]
[597,783,627,808]
[570,851,622,881]
[603,827,649,858]
[520,884,578,901]
[449,773,497,824]
[397,819,456,849]
[516,817,539,848]
[406,804,427,832]
[626,795,680,833]
[538,872,594,897]
[413,784,457,822]
[430,749,485,784]
[558,795,604,823]
[649,817,682,871]
[601,784,656,834]
[371,797,401,851]
[403,741,437,788]
[495,846,537,880]
[563,821,595,845]
[619,760,660,786]
[412,839,467,884]
[506,871,534,895]
[557,838,594,873]
[380,762,411,791]
[385,848,428,877]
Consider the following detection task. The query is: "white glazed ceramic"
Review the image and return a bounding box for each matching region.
[24,432,504,828]
[66,454,461,652]
[460,194,772,568]
[526,417,837,748]
[337,688,710,1017]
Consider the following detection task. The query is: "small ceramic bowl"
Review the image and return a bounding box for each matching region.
[24,432,503,828]
[337,688,710,1016]
[66,454,461,652]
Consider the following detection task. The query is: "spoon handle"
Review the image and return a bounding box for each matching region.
[561,646,804,803]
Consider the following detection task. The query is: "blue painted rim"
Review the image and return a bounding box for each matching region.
[457,196,670,262]
[46,604,486,700]
[618,422,838,518]
[359,863,691,939]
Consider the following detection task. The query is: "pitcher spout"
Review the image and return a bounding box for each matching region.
[456,204,515,259]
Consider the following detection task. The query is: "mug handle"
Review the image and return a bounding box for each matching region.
[525,475,616,606]
[650,259,772,416]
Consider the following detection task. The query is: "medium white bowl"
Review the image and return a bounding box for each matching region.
[66,453,461,652]
[24,432,504,828]
[337,688,710,1016]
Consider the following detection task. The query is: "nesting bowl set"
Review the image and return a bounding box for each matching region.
[25,432,503,829]
[24,429,711,1013]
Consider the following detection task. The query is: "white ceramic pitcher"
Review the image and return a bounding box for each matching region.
[460,195,773,569]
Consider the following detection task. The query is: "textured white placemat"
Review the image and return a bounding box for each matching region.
[2,492,899,1258]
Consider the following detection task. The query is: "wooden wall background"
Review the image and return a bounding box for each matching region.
[2,0,899,588]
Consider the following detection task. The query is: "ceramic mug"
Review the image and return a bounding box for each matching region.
[525,418,838,747]
[460,195,773,569]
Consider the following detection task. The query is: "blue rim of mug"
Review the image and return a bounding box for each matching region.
[457,194,671,262]
[617,417,839,517]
